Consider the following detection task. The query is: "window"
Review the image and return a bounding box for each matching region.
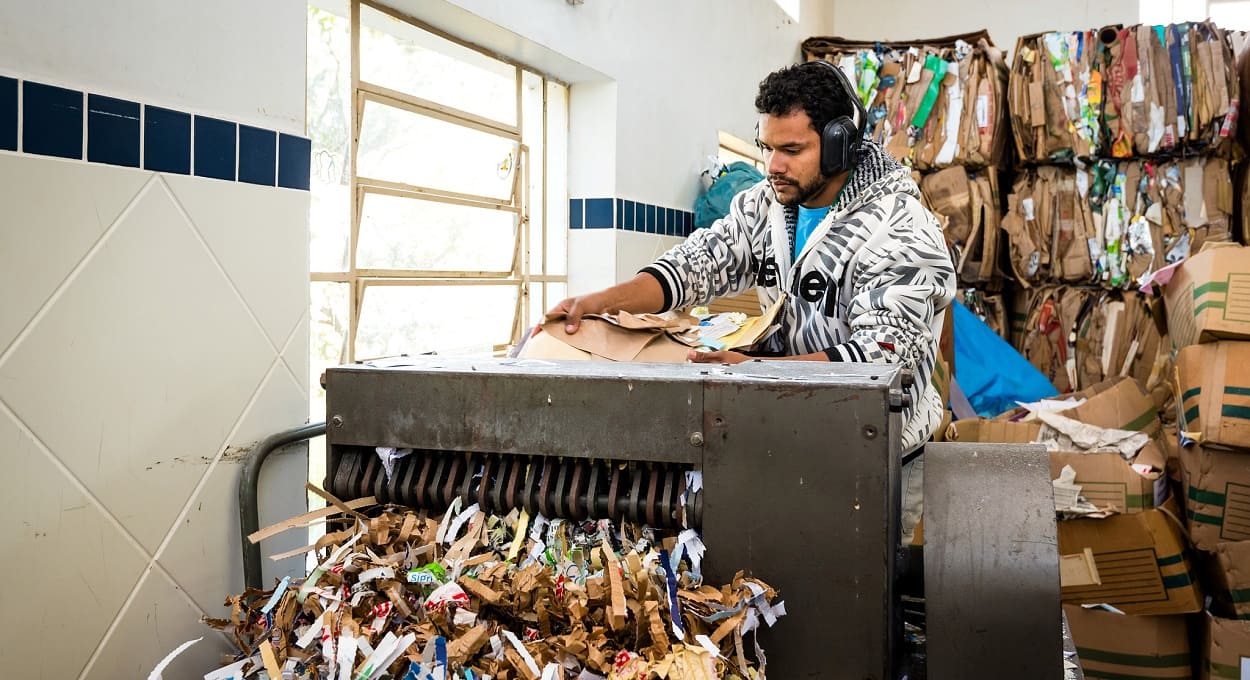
[1140,0,1250,27]
[307,0,568,405]
[717,130,765,173]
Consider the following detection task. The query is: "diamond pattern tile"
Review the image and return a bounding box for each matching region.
[0,155,149,353]
[0,407,148,680]
[0,181,274,553]
[82,569,234,680]
[282,310,311,394]
[164,174,310,348]
[158,363,308,618]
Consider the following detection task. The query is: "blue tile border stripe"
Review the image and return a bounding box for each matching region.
[570,196,696,237]
[0,73,310,191]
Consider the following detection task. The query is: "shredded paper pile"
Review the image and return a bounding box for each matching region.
[192,500,783,679]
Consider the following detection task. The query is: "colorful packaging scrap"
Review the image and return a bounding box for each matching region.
[194,504,783,679]
[1010,22,1240,162]
[800,31,1010,171]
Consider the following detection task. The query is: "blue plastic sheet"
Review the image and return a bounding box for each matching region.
[952,301,1057,417]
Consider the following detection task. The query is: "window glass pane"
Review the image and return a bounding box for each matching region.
[356,193,517,272]
[355,285,518,357]
[1211,1,1250,28]
[536,283,568,326]
[545,81,568,277]
[310,281,350,409]
[357,99,518,201]
[308,5,351,272]
[719,146,763,170]
[360,5,517,126]
[522,71,544,277]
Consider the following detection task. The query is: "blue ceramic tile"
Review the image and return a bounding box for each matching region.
[278,133,311,190]
[0,76,15,151]
[647,205,658,234]
[568,198,583,229]
[238,125,276,186]
[87,94,139,168]
[23,81,82,159]
[585,198,613,229]
[667,208,677,235]
[615,199,624,228]
[623,201,636,231]
[144,106,191,174]
[194,116,236,181]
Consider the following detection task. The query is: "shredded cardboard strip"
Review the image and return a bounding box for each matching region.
[194,502,783,679]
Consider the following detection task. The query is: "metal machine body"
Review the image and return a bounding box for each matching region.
[324,358,1060,678]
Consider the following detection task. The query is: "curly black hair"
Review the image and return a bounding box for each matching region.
[754,61,856,133]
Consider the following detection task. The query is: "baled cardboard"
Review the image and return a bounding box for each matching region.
[1180,444,1250,549]
[1165,246,1250,348]
[1056,497,1203,615]
[1175,341,1250,450]
[1064,605,1191,680]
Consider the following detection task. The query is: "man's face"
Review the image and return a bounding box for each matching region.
[758,109,829,207]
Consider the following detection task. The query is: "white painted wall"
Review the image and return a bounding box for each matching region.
[0,0,306,134]
[828,0,1141,58]
[0,2,309,678]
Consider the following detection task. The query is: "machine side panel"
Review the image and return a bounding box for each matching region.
[924,442,1061,679]
[326,367,703,464]
[701,377,897,680]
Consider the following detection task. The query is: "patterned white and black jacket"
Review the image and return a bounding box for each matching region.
[642,141,957,454]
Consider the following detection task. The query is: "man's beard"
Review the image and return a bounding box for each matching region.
[770,173,830,207]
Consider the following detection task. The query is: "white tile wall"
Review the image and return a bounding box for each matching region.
[0,405,149,680]
[567,229,616,294]
[0,154,309,678]
[81,568,235,680]
[0,155,149,353]
[614,231,684,287]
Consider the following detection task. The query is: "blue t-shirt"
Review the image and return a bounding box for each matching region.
[794,205,831,260]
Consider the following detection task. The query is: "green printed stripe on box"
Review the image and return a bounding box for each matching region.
[1189,486,1228,506]
[1162,571,1194,589]
[1126,494,1149,509]
[1226,386,1250,397]
[1188,509,1224,526]
[1183,387,1202,402]
[1125,409,1157,431]
[1076,648,1191,668]
[1222,405,1250,420]
[1157,553,1185,567]
[1209,660,1239,679]
[1185,406,1200,424]
[1196,300,1227,316]
[1195,281,1231,298]
[1231,587,1250,603]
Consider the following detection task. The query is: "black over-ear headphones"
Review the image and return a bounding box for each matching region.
[810,60,868,177]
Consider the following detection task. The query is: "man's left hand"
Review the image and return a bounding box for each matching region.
[687,349,750,364]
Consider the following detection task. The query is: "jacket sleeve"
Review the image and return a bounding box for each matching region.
[640,183,767,311]
[822,194,956,378]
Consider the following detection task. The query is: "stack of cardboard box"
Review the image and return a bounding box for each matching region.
[947,375,1202,675]
[1164,245,1250,679]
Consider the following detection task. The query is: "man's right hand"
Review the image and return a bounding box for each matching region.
[545,273,668,335]
[547,291,611,335]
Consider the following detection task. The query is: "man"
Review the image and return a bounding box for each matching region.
[548,62,956,540]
